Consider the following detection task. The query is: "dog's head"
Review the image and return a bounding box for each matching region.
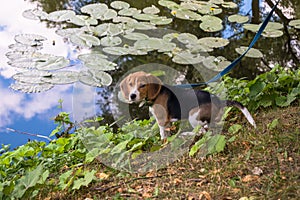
[120,71,162,103]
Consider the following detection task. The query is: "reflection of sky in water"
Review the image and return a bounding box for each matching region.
[0,0,80,147]
[0,0,297,148]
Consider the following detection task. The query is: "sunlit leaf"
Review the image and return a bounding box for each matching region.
[177,33,198,44]
[243,23,259,32]
[265,22,283,31]
[171,9,202,21]
[198,37,229,48]
[150,17,173,25]
[23,9,48,20]
[110,1,130,10]
[158,0,179,9]
[134,38,176,52]
[84,58,117,71]
[197,4,222,15]
[199,15,223,32]
[70,33,101,47]
[56,28,83,37]
[172,50,205,64]
[112,16,138,24]
[289,19,300,29]
[14,34,47,46]
[235,46,263,58]
[100,9,118,21]
[228,14,249,24]
[79,70,113,87]
[262,30,283,38]
[42,71,79,84]
[80,3,108,19]
[118,8,141,16]
[68,15,98,26]
[143,5,160,14]
[133,13,159,21]
[36,56,70,71]
[100,36,122,47]
[10,82,54,93]
[127,21,157,30]
[47,10,76,22]
[202,56,231,71]
[221,2,238,8]
[103,46,130,55]
[12,70,52,84]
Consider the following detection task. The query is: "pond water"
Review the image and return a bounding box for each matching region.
[0,0,299,148]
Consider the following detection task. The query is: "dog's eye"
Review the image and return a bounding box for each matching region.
[139,84,146,88]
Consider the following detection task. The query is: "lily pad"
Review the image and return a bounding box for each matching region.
[68,15,98,26]
[202,56,231,71]
[42,71,79,84]
[110,1,130,10]
[70,33,101,47]
[228,14,249,24]
[163,33,179,42]
[171,9,202,21]
[150,17,173,25]
[200,15,223,32]
[56,28,83,37]
[243,23,259,32]
[23,9,48,20]
[177,33,198,44]
[79,70,113,87]
[100,9,118,21]
[47,10,76,22]
[158,0,180,9]
[289,19,300,29]
[133,13,159,21]
[10,82,54,93]
[262,30,284,38]
[186,43,214,52]
[118,8,141,17]
[103,46,131,55]
[94,23,123,37]
[221,2,238,9]
[100,36,122,47]
[198,37,229,48]
[84,58,117,71]
[143,5,160,14]
[198,4,222,15]
[265,22,283,31]
[235,46,263,58]
[113,16,138,24]
[134,38,176,52]
[80,3,108,19]
[172,50,205,64]
[36,56,70,71]
[12,70,52,84]
[14,34,47,46]
[126,22,157,30]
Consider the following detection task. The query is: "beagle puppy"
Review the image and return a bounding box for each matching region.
[120,71,256,140]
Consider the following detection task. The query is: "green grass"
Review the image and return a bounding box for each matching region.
[37,105,299,200]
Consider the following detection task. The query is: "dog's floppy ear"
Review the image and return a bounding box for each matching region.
[146,73,162,100]
[119,76,130,100]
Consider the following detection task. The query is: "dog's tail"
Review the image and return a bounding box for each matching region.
[225,100,256,128]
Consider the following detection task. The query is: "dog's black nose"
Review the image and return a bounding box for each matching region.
[130,93,137,100]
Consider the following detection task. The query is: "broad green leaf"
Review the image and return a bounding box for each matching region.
[150,17,173,25]
[83,58,117,71]
[202,56,231,71]
[68,15,98,26]
[171,9,202,21]
[10,82,54,93]
[110,1,130,10]
[14,34,46,46]
[111,140,129,154]
[228,14,249,23]
[80,3,108,19]
[177,33,198,44]
[267,119,279,130]
[78,53,108,62]
[235,46,263,58]
[123,32,149,40]
[143,5,160,14]
[47,10,76,22]
[249,80,266,97]
[198,37,229,48]
[222,2,238,8]
[79,70,113,87]
[228,124,242,134]
[172,50,205,64]
[42,71,79,84]
[13,70,52,84]
[36,56,70,71]
[72,170,96,190]
[118,8,141,17]
[100,36,122,47]
[70,33,101,47]
[262,30,283,38]
[23,9,48,20]
[289,19,300,29]
[158,0,179,9]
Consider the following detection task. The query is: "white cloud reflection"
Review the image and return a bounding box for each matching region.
[0,0,77,133]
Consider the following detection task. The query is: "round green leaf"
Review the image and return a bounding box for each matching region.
[198,4,222,15]
[198,37,229,48]
[243,23,259,32]
[143,5,160,14]
[171,9,202,21]
[47,10,76,22]
[36,56,70,71]
[110,1,130,10]
[78,53,107,62]
[79,70,112,87]
[228,14,249,24]
[222,2,238,8]
[172,50,205,64]
[10,82,54,93]
[103,46,130,55]
[200,22,223,32]
[118,8,141,16]
[202,56,230,71]
[150,17,173,25]
[264,22,283,31]
[81,3,108,19]
[12,70,52,84]
[100,9,118,21]
[14,34,47,46]
[100,36,122,47]
[235,46,263,58]
[42,71,79,84]
[158,0,179,9]
[23,9,48,20]
[177,33,198,44]
[68,15,98,26]
[289,19,300,28]
[262,30,284,38]
[70,33,101,47]
[84,58,117,71]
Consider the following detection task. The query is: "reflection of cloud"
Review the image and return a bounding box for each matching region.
[0,0,69,79]
[72,83,96,122]
[0,80,73,128]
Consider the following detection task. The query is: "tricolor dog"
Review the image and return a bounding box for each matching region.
[120,71,256,140]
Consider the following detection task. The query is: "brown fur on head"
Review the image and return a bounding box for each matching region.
[120,71,162,103]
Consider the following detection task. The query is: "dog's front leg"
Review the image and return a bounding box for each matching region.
[149,104,169,142]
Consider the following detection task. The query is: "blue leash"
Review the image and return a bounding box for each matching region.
[177,0,280,88]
